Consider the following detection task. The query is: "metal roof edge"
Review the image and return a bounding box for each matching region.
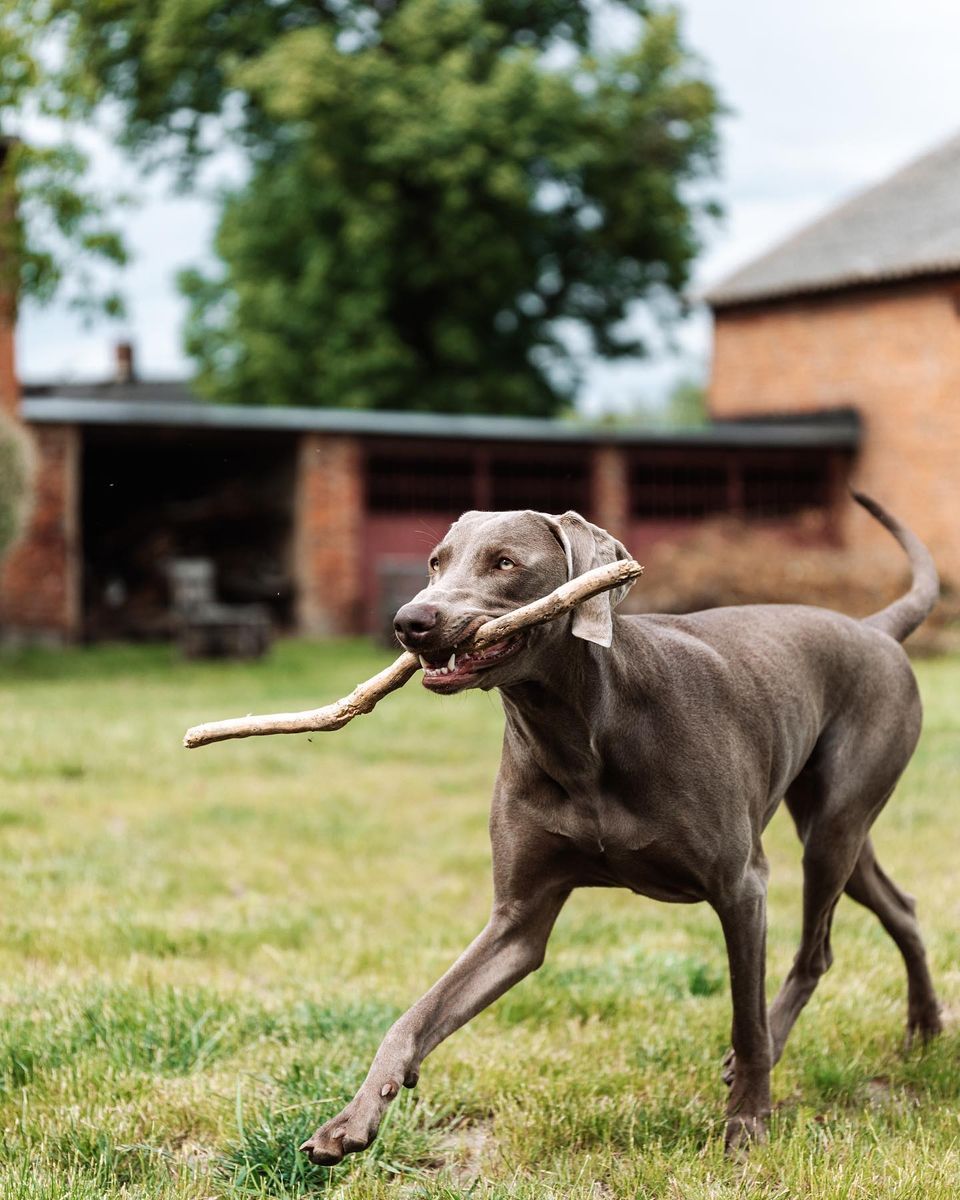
[20,396,861,450]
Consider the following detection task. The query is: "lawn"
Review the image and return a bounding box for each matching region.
[0,639,958,1199]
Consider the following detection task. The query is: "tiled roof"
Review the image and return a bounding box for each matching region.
[706,131,960,307]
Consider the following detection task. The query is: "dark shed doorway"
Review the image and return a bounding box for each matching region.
[81,426,298,640]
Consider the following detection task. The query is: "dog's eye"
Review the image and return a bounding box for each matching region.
[428,557,440,573]
[496,557,516,570]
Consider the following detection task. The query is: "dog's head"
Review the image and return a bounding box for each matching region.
[393,509,635,694]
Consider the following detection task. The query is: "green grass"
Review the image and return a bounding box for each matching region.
[0,639,958,1198]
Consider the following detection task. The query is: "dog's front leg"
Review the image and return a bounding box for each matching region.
[300,888,568,1166]
[715,862,773,1155]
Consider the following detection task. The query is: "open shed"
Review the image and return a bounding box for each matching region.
[1,385,860,642]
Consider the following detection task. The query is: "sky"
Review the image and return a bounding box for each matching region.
[15,0,960,413]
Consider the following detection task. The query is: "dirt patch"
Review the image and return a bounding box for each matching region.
[864,1075,920,1112]
[426,1117,497,1187]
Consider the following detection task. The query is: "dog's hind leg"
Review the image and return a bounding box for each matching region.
[844,837,941,1045]
[763,747,917,1067]
[764,828,856,1065]
[760,680,927,1070]
[722,784,861,1092]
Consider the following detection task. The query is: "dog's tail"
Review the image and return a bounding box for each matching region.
[855,492,939,643]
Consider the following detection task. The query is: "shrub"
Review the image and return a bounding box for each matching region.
[0,415,31,562]
[626,511,959,653]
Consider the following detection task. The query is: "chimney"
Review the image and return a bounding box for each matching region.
[114,340,136,385]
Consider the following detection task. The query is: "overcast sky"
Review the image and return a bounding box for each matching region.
[16,0,960,412]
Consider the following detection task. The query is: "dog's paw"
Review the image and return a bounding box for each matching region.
[905,1006,943,1050]
[721,1048,736,1088]
[300,1088,395,1166]
[724,1112,767,1157]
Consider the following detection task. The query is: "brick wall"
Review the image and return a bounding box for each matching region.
[1,284,83,640]
[709,276,960,585]
[293,433,365,634]
[590,446,630,538]
[0,424,81,639]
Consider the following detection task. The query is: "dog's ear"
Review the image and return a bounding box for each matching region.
[543,511,634,647]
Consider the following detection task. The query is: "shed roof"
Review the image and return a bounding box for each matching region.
[705,131,960,308]
[21,395,861,451]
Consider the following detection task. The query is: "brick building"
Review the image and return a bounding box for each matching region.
[0,345,857,641]
[707,131,960,586]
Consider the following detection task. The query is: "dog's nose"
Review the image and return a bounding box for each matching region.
[394,602,440,645]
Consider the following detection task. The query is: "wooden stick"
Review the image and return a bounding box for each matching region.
[183,558,642,749]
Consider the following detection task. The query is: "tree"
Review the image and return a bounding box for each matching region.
[0,2,126,316]
[664,376,708,427]
[54,0,721,414]
[0,2,120,571]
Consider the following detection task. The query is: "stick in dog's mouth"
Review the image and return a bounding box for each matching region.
[182,558,642,748]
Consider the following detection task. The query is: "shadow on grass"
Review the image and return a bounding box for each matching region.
[493,951,725,1026]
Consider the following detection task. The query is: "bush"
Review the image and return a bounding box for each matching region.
[626,511,959,653]
[0,415,31,562]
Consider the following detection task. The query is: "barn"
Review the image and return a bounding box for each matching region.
[0,351,857,642]
[707,130,960,587]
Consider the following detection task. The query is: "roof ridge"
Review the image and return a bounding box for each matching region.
[705,128,960,306]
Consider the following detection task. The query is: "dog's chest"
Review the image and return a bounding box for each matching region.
[531,746,651,851]
[526,742,706,900]
[545,795,704,900]
[544,782,643,849]
[540,794,703,900]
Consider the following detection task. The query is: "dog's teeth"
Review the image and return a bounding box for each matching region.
[447,653,456,670]
[418,655,429,669]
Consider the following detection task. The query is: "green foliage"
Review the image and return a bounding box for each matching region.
[51,0,720,413]
[0,1,126,312]
[664,375,708,426]
[0,413,30,561]
[50,2,647,158]
[587,372,709,429]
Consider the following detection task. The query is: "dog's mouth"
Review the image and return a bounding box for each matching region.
[417,633,526,693]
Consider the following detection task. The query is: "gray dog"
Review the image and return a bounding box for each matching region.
[301,492,941,1162]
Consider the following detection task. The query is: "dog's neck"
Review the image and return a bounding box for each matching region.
[497,634,619,768]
